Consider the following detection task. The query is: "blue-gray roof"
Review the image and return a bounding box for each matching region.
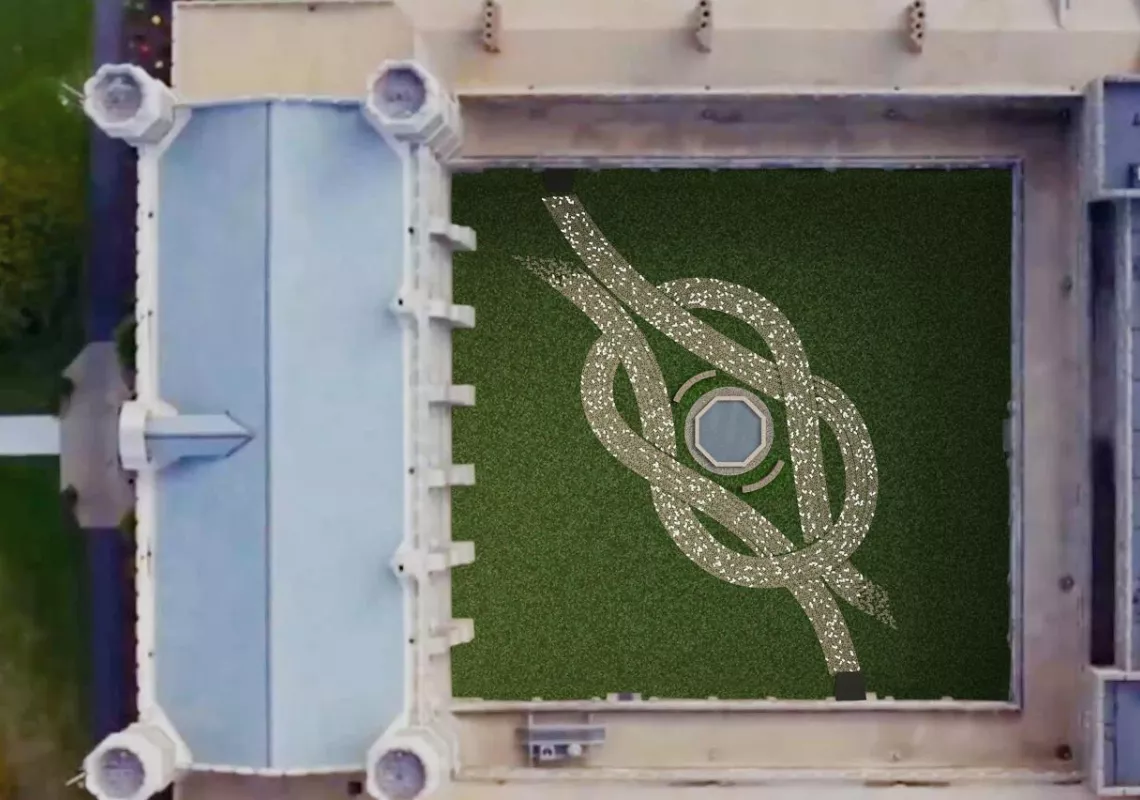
[151,99,406,770]
[696,399,766,464]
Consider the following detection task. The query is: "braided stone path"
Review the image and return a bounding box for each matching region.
[517,193,894,676]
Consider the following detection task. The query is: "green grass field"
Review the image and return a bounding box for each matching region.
[0,342,89,796]
[0,0,91,792]
[450,168,1012,701]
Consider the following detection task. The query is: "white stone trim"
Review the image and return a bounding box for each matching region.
[83,714,190,800]
[84,64,177,148]
[366,725,451,800]
[133,138,162,717]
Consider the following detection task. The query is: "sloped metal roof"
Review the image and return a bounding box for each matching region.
[144,98,407,770]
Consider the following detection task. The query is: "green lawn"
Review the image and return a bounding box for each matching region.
[450,168,1012,701]
[0,341,89,796]
[0,0,92,792]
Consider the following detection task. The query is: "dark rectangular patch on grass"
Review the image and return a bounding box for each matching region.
[834,671,867,701]
[541,169,577,195]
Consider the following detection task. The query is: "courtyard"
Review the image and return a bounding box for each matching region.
[451,167,1014,702]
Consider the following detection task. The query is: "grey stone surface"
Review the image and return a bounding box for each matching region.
[60,342,134,527]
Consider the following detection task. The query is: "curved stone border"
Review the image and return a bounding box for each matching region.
[672,369,717,403]
[683,386,774,477]
[742,459,785,494]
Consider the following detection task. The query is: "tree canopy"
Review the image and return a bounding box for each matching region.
[0,76,87,346]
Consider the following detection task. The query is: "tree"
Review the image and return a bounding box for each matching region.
[0,155,83,344]
[118,510,136,542]
[114,314,136,376]
[0,75,87,348]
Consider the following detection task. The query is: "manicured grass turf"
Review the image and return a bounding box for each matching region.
[0,338,89,794]
[0,0,92,789]
[450,168,1012,701]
